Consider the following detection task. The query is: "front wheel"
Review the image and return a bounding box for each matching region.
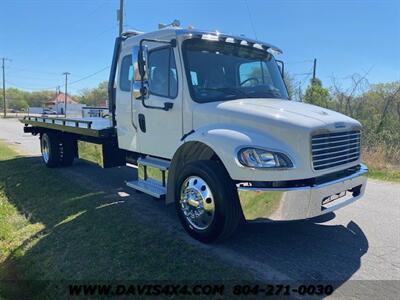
[175,160,242,243]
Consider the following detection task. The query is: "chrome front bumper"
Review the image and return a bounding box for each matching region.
[237,164,368,222]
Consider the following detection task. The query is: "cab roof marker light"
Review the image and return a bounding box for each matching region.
[225,37,235,43]
[253,43,263,50]
[202,34,219,41]
[267,48,282,55]
[240,40,248,46]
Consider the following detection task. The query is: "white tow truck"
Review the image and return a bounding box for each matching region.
[21,26,368,243]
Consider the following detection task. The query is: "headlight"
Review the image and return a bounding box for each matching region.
[238,148,293,169]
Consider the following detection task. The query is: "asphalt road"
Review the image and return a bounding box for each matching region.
[1,117,399,298]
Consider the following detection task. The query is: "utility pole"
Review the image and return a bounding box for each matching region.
[118,0,124,37]
[312,58,317,82]
[62,72,70,117]
[55,86,60,114]
[2,58,10,118]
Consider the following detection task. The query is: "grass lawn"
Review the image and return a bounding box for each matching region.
[0,142,251,299]
[366,167,400,183]
[363,149,400,183]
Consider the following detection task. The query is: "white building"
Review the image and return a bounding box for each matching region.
[47,92,84,116]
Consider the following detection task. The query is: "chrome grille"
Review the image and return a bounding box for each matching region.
[312,130,361,170]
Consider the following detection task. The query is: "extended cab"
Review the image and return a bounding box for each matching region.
[21,27,368,243]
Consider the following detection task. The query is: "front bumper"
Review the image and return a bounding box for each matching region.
[237,164,368,222]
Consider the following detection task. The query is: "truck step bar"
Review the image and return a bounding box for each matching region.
[126,156,170,198]
[126,179,167,198]
[137,156,170,170]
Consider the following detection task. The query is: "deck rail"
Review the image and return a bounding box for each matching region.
[23,116,93,129]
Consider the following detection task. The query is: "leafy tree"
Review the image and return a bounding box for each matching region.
[77,81,108,107]
[245,64,295,99]
[1,88,29,111]
[27,90,54,107]
[9,98,29,110]
[283,71,295,99]
[304,78,330,107]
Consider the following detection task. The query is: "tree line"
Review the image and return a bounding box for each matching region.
[300,77,400,167]
[1,76,399,166]
[0,81,108,111]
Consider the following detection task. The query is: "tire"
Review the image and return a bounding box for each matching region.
[40,133,61,168]
[60,138,76,167]
[175,160,242,243]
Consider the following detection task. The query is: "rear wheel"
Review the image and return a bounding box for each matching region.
[40,133,61,168]
[175,160,242,243]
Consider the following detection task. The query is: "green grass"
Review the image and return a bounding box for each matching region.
[0,142,252,299]
[367,167,400,183]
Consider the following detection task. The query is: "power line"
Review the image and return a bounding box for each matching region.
[5,65,110,92]
[7,72,61,81]
[285,59,314,65]
[292,72,312,76]
[68,66,110,86]
[5,66,61,76]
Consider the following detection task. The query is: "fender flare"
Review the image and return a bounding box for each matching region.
[166,124,294,203]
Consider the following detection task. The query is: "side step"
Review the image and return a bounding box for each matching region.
[137,156,170,170]
[126,156,170,198]
[126,179,167,198]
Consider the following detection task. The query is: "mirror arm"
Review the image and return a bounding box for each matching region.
[276,59,285,79]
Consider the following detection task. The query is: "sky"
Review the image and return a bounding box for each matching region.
[0,0,399,94]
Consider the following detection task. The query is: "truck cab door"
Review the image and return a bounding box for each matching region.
[115,52,139,152]
[136,46,182,159]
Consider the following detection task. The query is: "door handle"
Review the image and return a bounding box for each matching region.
[138,114,146,133]
[130,92,138,130]
[163,102,173,111]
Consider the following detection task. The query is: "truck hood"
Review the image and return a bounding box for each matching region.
[191,98,362,181]
[193,98,361,133]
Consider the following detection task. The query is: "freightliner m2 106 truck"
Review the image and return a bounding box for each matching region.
[21,27,368,243]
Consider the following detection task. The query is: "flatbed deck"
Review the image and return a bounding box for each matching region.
[20,116,115,138]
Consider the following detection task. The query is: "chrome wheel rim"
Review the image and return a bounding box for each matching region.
[42,139,49,163]
[180,176,215,230]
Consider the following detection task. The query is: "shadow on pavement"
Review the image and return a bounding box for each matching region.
[227,215,368,281]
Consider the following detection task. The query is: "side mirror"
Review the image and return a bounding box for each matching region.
[132,45,149,100]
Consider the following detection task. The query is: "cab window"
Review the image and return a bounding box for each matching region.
[148,47,178,98]
[120,54,132,92]
[239,61,272,87]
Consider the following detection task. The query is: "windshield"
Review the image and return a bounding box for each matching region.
[182,39,289,103]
